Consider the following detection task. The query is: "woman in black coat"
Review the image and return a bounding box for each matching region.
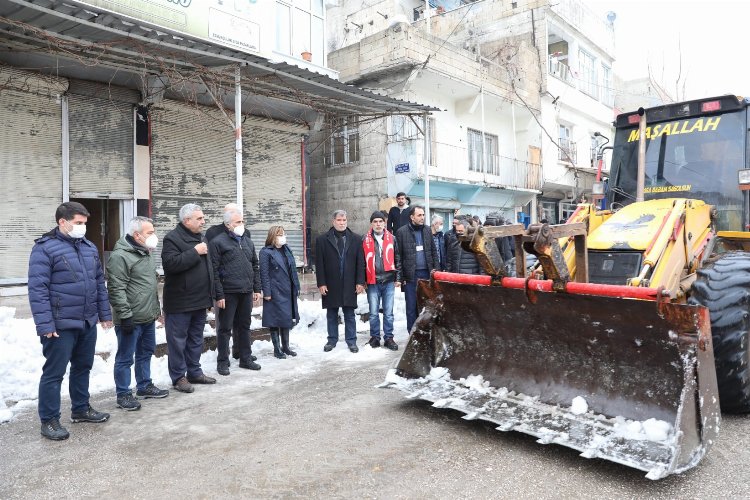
[260,226,301,359]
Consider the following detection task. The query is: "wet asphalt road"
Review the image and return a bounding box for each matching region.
[1,351,749,499]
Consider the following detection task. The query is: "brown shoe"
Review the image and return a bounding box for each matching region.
[173,377,194,393]
[187,374,216,384]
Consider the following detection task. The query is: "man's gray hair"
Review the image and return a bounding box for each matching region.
[431,214,444,224]
[223,203,240,213]
[223,209,242,225]
[179,203,202,222]
[332,209,347,219]
[127,216,153,236]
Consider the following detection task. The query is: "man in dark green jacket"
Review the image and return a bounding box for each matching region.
[107,216,169,411]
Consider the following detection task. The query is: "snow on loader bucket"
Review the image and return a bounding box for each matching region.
[383,272,720,480]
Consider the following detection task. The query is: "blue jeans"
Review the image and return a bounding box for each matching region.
[367,282,395,339]
[114,321,156,396]
[405,269,430,333]
[165,310,207,383]
[38,323,97,422]
[326,307,356,346]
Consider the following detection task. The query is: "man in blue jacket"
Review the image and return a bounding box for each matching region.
[28,202,113,441]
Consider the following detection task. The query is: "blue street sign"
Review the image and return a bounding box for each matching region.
[395,163,410,173]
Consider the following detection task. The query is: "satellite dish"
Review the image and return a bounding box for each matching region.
[606,11,617,24]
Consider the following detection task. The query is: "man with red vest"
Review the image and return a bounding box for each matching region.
[362,211,401,350]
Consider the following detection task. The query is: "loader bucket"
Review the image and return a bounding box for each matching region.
[383,272,720,480]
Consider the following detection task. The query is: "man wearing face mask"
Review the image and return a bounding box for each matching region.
[162,203,215,393]
[107,216,169,411]
[208,209,262,375]
[28,202,113,441]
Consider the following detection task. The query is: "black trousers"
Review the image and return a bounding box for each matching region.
[217,293,252,363]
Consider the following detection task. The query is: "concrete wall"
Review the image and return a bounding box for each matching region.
[307,117,389,239]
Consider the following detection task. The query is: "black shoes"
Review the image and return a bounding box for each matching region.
[239,360,262,370]
[173,377,194,393]
[349,345,359,353]
[217,362,230,376]
[323,344,335,352]
[116,393,141,411]
[40,419,69,441]
[187,374,217,384]
[136,383,169,399]
[384,338,399,351]
[70,405,110,423]
[368,337,381,348]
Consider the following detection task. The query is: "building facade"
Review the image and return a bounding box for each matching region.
[312,0,616,233]
[0,0,429,284]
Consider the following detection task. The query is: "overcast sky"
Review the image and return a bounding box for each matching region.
[586,0,750,100]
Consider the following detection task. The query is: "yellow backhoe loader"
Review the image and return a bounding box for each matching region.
[383,95,750,479]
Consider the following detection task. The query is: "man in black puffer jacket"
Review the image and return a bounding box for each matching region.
[162,203,216,393]
[446,215,484,275]
[208,209,262,375]
[395,205,439,334]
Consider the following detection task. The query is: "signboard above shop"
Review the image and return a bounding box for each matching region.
[75,0,273,58]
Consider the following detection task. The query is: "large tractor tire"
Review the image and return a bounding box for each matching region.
[689,251,750,413]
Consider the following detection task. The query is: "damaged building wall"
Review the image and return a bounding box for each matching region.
[308,117,389,241]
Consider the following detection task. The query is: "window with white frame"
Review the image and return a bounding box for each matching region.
[558,124,576,164]
[559,201,578,223]
[578,49,597,98]
[468,128,499,173]
[325,116,359,166]
[600,63,613,106]
[590,135,599,168]
[391,115,437,166]
[275,0,324,65]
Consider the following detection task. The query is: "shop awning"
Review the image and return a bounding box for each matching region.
[0,0,437,122]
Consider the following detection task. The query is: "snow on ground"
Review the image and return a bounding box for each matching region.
[0,291,409,423]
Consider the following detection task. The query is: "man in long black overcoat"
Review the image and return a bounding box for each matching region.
[315,210,366,353]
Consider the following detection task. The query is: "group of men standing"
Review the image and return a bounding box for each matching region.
[314,196,440,353]
[27,201,281,441]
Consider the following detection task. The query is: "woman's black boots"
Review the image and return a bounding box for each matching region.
[271,329,286,359]
[281,329,297,357]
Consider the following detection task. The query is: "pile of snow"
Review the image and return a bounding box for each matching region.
[613,416,673,442]
[570,396,588,415]
[0,291,410,424]
[458,374,491,394]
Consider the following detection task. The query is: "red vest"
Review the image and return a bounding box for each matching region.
[363,230,396,284]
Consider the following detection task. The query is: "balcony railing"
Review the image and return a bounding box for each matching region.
[423,141,542,191]
[548,57,574,85]
[558,139,577,164]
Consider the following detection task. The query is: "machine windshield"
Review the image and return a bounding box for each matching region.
[609,110,746,231]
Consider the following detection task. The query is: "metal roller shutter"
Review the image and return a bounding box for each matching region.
[0,87,63,282]
[67,94,134,197]
[243,118,307,266]
[150,100,236,271]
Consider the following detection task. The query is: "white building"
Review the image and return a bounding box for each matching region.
[310,0,616,234]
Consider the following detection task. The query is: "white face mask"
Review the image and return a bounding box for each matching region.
[276,235,287,246]
[68,223,86,239]
[233,225,245,236]
[436,224,444,232]
[144,234,159,249]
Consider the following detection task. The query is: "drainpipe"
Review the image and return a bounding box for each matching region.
[62,95,69,202]
[301,141,308,267]
[636,107,646,202]
[424,111,430,219]
[235,65,244,210]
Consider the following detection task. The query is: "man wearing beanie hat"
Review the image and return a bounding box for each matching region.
[362,211,400,350]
